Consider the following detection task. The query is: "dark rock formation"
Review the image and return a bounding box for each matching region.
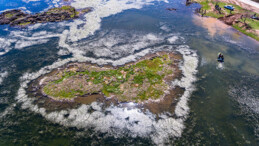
[166,8,177,11]
[0,6,92,27]
[195,8,207,17]
[218,14,242,25]
[186,0,194,6]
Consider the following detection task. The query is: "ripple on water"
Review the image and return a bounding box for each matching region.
[228,74,259,140]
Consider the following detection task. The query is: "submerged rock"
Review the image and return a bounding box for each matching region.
[0,6,92,27]
[166,8,177,11]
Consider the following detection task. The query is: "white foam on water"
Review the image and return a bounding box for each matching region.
[0,28,61,55]
[15,39,50,49]
[52,0,61,8]
[160,24,171,32]
[0,0,168,56]
[0,71,8,85]
[167,36,180,44]
[67,30,164,58]
[216,63,224,70]
[22,0,40,3]
[57,49,70,56]
[58,0,169,57]
[172,46,198,118]
[0,38,16,55]
[15,43,198,145]
[62,29,187,60]
[0,7,31,14]
[200,57,207,66]
[0,8,64,56]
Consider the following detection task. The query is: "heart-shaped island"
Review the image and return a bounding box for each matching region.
[28,52,184,114]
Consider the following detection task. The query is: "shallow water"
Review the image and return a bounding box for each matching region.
[0,0,259,145]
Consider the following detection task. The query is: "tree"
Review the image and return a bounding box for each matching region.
[196,8,207,17]
[240,12,252,29]
[240,12,250,25]
[213,0,223,14]
[186,0,193,6]
[229,9,233,14]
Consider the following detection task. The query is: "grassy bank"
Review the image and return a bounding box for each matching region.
[196,0,259,41]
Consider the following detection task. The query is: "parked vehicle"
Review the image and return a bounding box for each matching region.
[224,5,235,11]
[251,14,259,20]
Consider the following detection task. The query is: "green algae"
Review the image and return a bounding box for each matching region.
[18,22,31,26]
[5,13,13,18]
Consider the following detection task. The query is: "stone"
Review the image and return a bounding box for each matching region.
[0,6,93,27]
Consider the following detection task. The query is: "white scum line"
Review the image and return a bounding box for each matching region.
[59,0,169,56]
[174,46,198,118]
[1,0,169,56]
[0,71,8,85]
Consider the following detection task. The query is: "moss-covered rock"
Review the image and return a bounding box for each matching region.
[0,6,92,27]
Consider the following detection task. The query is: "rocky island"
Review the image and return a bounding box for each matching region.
[0,6,92,27]
[28,52,183,114]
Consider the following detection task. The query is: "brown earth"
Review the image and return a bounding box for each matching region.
[218,13,242,25]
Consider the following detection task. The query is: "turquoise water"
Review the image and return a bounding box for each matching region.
[0,0,259,145]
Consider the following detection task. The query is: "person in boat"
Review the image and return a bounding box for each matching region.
[218,52,224,62]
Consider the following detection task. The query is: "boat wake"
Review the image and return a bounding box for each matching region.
[217,63,224,70]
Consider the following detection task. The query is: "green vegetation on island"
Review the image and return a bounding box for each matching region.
[0,6,92,27]
[41,53,181,102]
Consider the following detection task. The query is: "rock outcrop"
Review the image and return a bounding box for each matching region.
[0,6,92,27]
[166,8,177,11]
[218,13,242,25]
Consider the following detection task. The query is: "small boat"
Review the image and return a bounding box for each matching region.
[224,5,235,11]
[218,57,224,63]
[217,53,224,63]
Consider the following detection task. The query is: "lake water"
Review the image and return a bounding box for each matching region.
[0,0,259,145]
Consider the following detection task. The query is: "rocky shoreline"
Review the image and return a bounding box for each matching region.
[0,6,92,27]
